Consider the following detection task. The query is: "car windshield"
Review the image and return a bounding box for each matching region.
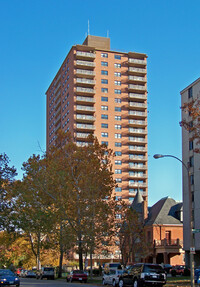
[73,270,84,274]
[44,268,54,271]
[109,264,121,268]
[0,270,14,276]
[143,265,164,272]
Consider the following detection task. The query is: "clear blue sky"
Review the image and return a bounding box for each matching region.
[1,0,200,206]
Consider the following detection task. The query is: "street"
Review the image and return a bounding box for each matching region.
[19,278,100,287]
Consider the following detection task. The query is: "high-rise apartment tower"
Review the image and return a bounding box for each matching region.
[46,35,148,208]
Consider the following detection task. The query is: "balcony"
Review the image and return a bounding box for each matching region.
[129,164,147,170]
[75,114,95,122]
[55,115,61,125]
[54,82,61,95]
[129,119,147,127]
[128,67,147,74]
[129,93,147,101]
[128,75,146,83]
[76,105,95,113]
[75,60,95,68]
[54,98,61,110]
[129,155,147,161]
[128,84,146,92]
[76,87,95,95]
[129,146,147,152]
[55,107,61,117]
[76,132,92,139]
[129,110,147,118]
[153,239,183,255]
[76,51,95,60]
[128,58,147,66]
[75,123,95,131]
[55,123,61,132]
[129,136,147,143]
[129,182,147,187]
[129,102,147,110]
[76,78,95,86]
[76,96,96,104]
[129,173,147,179]
[129,128,147,135]
[75,69,95,78]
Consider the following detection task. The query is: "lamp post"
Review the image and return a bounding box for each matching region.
[153,154,195,287]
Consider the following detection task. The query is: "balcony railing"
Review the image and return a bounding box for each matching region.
[76,105,96,112]
[129,182,147,187]
[75,114,95,121]
[76,132,91,138]
[128,58,147,65]
[76,87,95,94]
[154,239,183,247]
[129,128,147,134]
[129,137,146,143]
[76,96,96,103]
[129,146,147,152]
[129,102,147,109]
[76,69,95,77]
[128,67,147,74]
[76,51,95,59]
[129,93,147,100]
[76,123,95,130]
[128,75,146,82]
[129,111,147,117]
[129,155,147,161]
[129,84,146,91]
[76,78,95,85]
[75,60,95,68]
[129,164,147,170]
[129,119,147,126]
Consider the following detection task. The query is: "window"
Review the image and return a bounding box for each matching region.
[115,169,122,174]
[115,178,122,183]
[101,123,108,128]
[189,121,193,132]
[115,55,121,60]
[114,63,121,68]
[101,105,108,110]
[115,89,121,94]
[101,132,108,137]
[190,156,194,167]
[115,133,122,138]
[101,88,108,93]
[115,187,122,192]
[101,141,108,146]
[115,124,121,129]
[129,197,134,202]
[115,151,122,156]
[101,96,108,102]
[189,140,193,150]
[101,114,108,119]
[115,107,121,112]
[190,174,194,185]
[101,70,108,75]
[188,87,193,99]
[101,53,108,58]
[115,81,121,86]
[116,214,122,219]
[115,160,122,165]
[115,72,121,77]
[115,196,122,201]
[115,98,121,103]
[115,142,122,147]
[101,79,108,84]
[101,61,108,66]
[115,116,121,121]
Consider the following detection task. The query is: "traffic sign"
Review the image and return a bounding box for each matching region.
[192,229,200,233]
[190,247,195,254]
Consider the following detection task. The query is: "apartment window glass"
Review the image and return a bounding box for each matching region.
[188,87,193,99]
[101,70,108,75]
[114,63,121,68]
[115,151,122,156]
[115,169,122,174]
[115,178,122,183]
[115,133,122,138]
[101,96,108,102]
[115,89,121,94]
[115,142,122,147]
[101,114,108,119]
[189,140,193,150]
[101,79,108,84]
[115,72,121,77]
[101,141,108,146]
[190,174,194,185]
[115,160,122,165]
[115,124,121,130]
[101,132,108,137]
[115,55,121,60]
[101,61,108,66]
[115,107,121,112]
[190,156,194,167]
[115,81,121,86]
[101,123,108,128]
[115,187,122,192]
[115,116,121,121]
[101,105,108,110]
[101,53,108,58]
[115,98,121,103]
[101,88,108,93]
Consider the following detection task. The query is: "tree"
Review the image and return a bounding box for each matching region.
[0,153,17,231]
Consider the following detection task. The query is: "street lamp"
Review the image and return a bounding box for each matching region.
[153,154,195,287]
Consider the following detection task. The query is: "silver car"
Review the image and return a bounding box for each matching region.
[103,269,124,287]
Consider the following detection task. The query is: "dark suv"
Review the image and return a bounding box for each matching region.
[118,263,166,287]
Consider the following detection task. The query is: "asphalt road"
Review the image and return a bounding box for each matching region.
[19,278,100,287]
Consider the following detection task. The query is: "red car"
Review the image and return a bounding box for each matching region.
[66,270,88,283]
[170,265,190,276]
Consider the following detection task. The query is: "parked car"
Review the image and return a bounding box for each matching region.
[104,263,122,271]
[163,264,172,274]
[26,270,36,278]
[36,267,55,280]
[0,269,20,286]
[66,270,87,283]
[20,270,28,278]
[195,267,200,284]
[103,269,124,286]
[118,263,166,287]
[15,268,23,277]
[170,265,190,276]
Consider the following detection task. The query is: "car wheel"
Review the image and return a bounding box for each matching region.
[84,280,87,283]
[119,279,124,287]
[133,278,139,287]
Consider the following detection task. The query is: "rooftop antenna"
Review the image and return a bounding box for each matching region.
[88,20,90,35]
[107,30,109,38]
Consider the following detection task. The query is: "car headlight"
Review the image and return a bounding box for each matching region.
[141,272,149,279]
[15,277,19,280]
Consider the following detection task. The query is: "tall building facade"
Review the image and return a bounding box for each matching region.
[180,77,200,266]
[46,35,148,208]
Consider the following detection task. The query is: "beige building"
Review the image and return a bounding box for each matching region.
[180,77,200,266]
[46,35,148,209]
